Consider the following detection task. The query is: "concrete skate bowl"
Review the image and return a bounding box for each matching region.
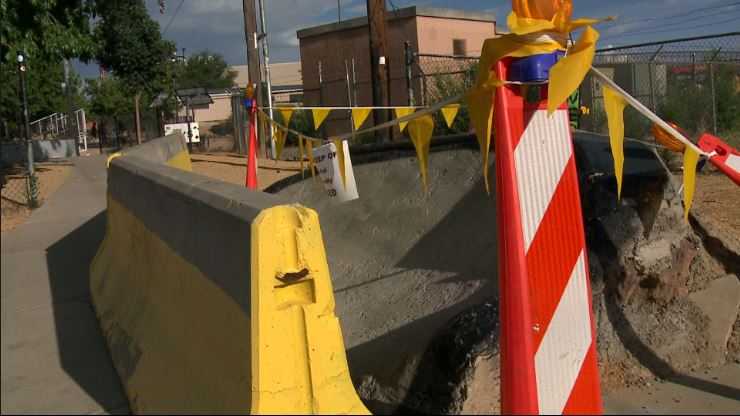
[268,132,740,413]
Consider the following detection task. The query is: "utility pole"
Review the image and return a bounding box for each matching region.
[366,0,390,142]
[242,0,261,155]
[63,59,80,156]
[338,0,341,22]
[257,0,276,158]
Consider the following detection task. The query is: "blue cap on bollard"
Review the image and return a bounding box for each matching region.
[508,51,564,83]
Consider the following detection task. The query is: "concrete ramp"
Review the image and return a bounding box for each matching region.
[91,133,367,413]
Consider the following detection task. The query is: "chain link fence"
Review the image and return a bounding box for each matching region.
[411,32,740,145]
[583,33,740,147]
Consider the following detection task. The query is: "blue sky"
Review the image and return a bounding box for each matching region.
[75,0,740,78]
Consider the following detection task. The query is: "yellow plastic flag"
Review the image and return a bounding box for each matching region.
[306,139,315,178]
[407,114,435,191]
[548,26,599,114]
[278,108,294,127]
[274,128,286,159]
[682,147,699,221]
[466,88,494,193]
[603,86,627,199]
[312,108,330,130]
[298,135,305,177]
[394,107,415,132]
[440,104,460,129]
[332,139,347,189]
[352,108,372,131]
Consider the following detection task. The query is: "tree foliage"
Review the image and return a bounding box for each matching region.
[85,76,132,119]
[1,0,97,63]
[0,58,84,137]
[174,51,237,90]
[94,0,173,94]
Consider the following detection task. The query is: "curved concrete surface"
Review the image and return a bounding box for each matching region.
[274,143,498,408]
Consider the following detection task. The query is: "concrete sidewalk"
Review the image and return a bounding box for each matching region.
[1,155,128,414]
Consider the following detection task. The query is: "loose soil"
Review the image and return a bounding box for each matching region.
[1,162,72,233]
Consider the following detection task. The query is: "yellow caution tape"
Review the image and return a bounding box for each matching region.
[407,114,435,191]
[440,104,460,129]
[683,147,699,221]
[351,108,372,131]
[332,139,346,189]
[466,88,494,194]
[394,107,415,132]
[603,86,628,199]
[312,108,331,130]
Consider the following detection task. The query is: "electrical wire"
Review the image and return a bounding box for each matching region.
[162,0,185,36]
[601,13,740,41]
[608,1,740,27]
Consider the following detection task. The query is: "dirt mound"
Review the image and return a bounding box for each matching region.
[272,141,735,413]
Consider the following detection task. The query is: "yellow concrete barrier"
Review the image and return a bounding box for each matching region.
[91,134,367,414]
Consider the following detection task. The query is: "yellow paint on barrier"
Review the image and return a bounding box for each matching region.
[165,149,193,171]
[250,205,369,414]
[91,197,251,412]
[106,152,122,168]
[91,195,367,413]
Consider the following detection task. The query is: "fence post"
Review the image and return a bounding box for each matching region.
[345,60,354,134]
[351,57,358,108]
[404,41,415,106]
[709,62,717,135]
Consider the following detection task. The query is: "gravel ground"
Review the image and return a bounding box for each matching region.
[1,162,72,233]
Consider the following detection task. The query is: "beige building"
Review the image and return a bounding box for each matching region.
[297,6,495,134]
[183,62,303,129]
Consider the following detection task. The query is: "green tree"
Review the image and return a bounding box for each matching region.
[85,75,133,145]
[94,0,174,144]
[1,59,84,139]
[175,51,237,90]
[1,0,96,63]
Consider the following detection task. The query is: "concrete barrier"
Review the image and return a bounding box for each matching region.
[91,133,367,413]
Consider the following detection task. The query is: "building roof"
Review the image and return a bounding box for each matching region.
[231,61,303,88]
[297,6,496,39]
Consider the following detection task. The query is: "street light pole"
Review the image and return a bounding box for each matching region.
[63,59,80,156]
[17,51,37,207]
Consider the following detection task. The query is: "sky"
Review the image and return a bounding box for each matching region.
[74,0,740,78]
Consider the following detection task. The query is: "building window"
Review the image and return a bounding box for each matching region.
[452,39,467,56]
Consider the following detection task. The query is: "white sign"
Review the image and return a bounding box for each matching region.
[312,140,359,203]
[164,122,200,143]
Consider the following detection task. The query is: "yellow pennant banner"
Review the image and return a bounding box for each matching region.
[274,128,286,160]
[298,134,305,177]
[407,115,435,191]
[683,147,699,221]
[440,104,460,128]
[332,139,347,189]
[312,108,331,130]
[466,88,494,193]
[394,107,415,132]
[603,86,627,199]
[278,108,294,127]
[352,108,372,131]
[306,139,315,178]
[547,26,599,114]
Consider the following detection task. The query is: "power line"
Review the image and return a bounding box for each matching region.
[603,8,740,39]
[609,1,740,27]
[602,13,740,41]
[162,0,185,36]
